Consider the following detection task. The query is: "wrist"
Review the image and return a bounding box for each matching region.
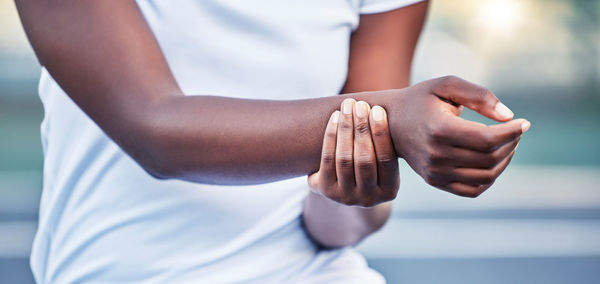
[340,89,407,158]
[366,90,406,158]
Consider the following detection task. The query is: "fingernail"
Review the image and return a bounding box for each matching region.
[356,101,368,118]
[494,102,514,119]
[342,99,354,114]
[332,111,339,123]
[521,120,531,133]
[372,106,384,121]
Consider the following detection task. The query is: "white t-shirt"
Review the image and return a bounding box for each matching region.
[31,1,422,283]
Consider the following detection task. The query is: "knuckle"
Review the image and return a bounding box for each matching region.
[480,131,496,152]
[426,150,444,165]
[490,150,505,165]
[422,146,438,164]
[378,154,398,168]
[427,123,440,137]
[372,126,388,138]
[356,157,374,170]
[444,75,460,83]
[357,151,373,161]
[378,153,398,163]
[354,122,370,135]
[321,152,336,164]
[339,120,353,131]
[432,75,461,96]
[325,129,337,140]
[337,154,354,169]
[474,87,494,103]
[428,123,450,142]
[438,75,459,89]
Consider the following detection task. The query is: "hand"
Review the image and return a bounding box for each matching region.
[383,76,530,197]
[308,99,399,207]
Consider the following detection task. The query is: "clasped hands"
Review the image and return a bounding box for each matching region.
[308,76,530,207]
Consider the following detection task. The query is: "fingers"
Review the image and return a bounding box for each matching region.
[312,110,340,190]
[369,106,400,192]
[430,75,514,122]
[438,137,520,169]
[449,147,517,185]
[336,99,356,189]
[439,147,517,197]
[312,100,398,206]
[439,116,529,152]
[353,101,378,190]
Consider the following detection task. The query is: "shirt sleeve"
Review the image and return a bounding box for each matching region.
[359,0,425,14]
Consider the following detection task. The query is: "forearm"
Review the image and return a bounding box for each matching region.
[136,92,396,184]
[303,191,392,248]
[15,0,400,185]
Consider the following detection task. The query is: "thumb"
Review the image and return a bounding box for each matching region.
[430,76,514,122]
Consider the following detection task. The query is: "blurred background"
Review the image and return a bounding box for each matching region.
[0,0,598,283]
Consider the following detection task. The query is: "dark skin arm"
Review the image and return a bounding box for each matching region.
[303,2,428,248]
[15,0,355,184]
[15,1,528,202]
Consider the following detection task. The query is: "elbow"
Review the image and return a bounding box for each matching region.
[130,139,178,180]
[123,110,187,180]
[134,139,206,181]
[139,159,172,180]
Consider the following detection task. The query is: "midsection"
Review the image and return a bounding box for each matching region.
[34,0,365,281]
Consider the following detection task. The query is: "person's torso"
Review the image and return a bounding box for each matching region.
[31,1,372,283]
